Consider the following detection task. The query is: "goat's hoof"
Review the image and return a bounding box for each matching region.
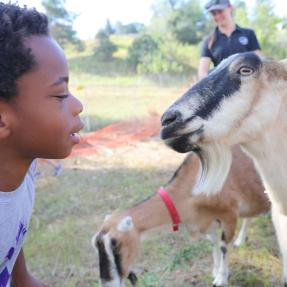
[234,236,249,247]
[212,277,228,287]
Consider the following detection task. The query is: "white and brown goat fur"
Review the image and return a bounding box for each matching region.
[160,52,287,286]
[92,146,269,287]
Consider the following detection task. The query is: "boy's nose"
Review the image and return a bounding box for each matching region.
[72,95,83,115]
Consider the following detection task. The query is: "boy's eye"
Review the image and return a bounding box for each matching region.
[54,94,69,100]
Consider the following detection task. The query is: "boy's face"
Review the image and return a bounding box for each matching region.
[7,36,84,159]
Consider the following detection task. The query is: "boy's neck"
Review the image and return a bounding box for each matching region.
[0,152,32,191]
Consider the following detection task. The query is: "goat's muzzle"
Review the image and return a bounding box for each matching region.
[127,271,138,286]
[161,109,204,153]
[160,111,188,140]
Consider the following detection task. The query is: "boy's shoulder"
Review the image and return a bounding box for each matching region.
[0,161,36,282]
[0,160,36,217]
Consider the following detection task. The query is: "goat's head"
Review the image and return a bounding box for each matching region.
[92,215,140,287]
[161,52,287,194]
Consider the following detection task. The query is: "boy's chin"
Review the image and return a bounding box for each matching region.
[43,148,73,160]
[56,150,73,159]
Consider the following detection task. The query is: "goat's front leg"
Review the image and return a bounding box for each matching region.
[234,218,251,247]
[212,231,229,287]
[206,225,221,278]
[271,206,287,287]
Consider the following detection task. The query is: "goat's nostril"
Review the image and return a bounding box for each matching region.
[161,111,182,127]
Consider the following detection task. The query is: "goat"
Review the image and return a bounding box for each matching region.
[160,52,287,286]
[92,146,269,287]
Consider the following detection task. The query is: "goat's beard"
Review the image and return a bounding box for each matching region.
[193,143,232,195]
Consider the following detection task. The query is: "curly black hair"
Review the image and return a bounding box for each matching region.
[0,2,49,100]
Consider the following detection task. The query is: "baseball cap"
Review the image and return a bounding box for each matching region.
[205,0,231,12]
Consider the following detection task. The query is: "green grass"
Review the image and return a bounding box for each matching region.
[72,83,187,131]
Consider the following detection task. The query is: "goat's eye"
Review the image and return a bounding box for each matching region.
[238,66,254,76]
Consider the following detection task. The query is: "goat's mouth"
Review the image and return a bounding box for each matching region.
[160,113,204,153]
[127,271,138,286]
[162,127,204,153]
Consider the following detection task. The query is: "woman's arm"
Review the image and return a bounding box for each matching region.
[11,249,48,287]
[198,57,211,80]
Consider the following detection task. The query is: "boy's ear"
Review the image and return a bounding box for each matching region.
[0,102,12,139]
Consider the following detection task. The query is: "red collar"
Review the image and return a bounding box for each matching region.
[158,187,181,232]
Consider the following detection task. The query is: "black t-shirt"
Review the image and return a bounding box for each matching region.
[201,25,261,67]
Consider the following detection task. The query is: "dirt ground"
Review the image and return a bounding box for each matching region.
[71,113,161,157]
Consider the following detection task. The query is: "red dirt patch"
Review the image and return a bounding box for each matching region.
[70,113,161,157]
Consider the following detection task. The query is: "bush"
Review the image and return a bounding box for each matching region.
[128,33,195,75]
[127,34,158,70]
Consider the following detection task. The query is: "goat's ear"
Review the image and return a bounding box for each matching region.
[117,216,134,232]
[104,214,112,222]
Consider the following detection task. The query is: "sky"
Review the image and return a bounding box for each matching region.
[7,0,287,39]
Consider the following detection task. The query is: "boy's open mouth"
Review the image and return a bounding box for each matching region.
[70,132,81,144]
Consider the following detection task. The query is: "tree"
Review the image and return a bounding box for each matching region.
[149,0,211,45]
[114,22,145,35]
[169,0,211,44]
[148,0,176,41]
[127,34,158,70]
[233,0,251,27]
[94,30,118,61]
[104,19,115,35]
[151,0,183,17]
[42,0,80,47]
[252,0,282,57]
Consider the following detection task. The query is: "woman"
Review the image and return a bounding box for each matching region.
[198,0,261,80]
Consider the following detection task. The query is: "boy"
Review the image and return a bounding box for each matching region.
[0,2,83,286]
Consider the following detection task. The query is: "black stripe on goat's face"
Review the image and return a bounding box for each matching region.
[160,52,262,153]
[94,230,138,287]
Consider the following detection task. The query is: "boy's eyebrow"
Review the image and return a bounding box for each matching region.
[50,76,69,86]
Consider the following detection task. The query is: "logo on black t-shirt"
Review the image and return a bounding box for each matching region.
[238,36,248,45]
